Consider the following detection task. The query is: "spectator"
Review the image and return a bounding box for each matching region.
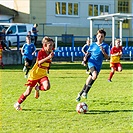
[32,24,39,46]
[1,28,11,51]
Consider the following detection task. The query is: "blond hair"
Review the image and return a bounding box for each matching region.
[42,36,54,44]
[115,38,121,42]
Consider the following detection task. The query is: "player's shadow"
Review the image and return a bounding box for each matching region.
[22,108,43,112]
[22,108,75,112]
[86,109,133,114]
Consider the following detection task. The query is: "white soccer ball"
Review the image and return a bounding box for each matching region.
[76,102,88,114]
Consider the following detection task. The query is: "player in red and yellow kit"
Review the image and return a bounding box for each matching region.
[108,39,122,82]
[14,36,55,110]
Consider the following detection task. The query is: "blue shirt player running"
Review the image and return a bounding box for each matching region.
[76,29,109,102]
[21,35,36,78]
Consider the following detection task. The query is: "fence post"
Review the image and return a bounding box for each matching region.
[17,35,20,50]
[55,36,58,49]
[71,52,74,62]
[72,36,74,51]
[129,51,132,61]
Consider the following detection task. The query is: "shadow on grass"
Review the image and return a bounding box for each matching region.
[1,61,133,70]
[22,108,133,115]
[22,108,75,112]
[87,109,133,114]
[52,61,133,70]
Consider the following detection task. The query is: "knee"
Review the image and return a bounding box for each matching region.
[23,91,31,97]
[92,75,97,80]
[45,87,50,91]
[118,69,122,72]
[41,85,50,91]
[118,67,122,72]
[45,85,50,91]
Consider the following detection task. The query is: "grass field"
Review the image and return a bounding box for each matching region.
[0,61,133,133]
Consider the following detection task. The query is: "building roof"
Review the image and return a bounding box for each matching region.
[87,13,133,21]
[0,4,18,16]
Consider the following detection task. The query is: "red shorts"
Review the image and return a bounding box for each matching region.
[110,62,122,71]
[25,76,49,87]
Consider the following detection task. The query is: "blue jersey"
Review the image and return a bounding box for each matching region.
[22,43,36,60]
[32,27,38,36]
[82,44,90,54]
[87,42,109,73]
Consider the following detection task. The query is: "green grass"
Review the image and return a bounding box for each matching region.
[0,61,133,133]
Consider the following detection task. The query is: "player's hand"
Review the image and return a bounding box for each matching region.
[116,52,121,56]
[100,46,105,54]
[48,52,54,59]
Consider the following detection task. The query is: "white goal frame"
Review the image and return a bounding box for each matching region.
[87,13,133,47]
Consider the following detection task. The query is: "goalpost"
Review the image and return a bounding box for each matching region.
[87,13,133,47]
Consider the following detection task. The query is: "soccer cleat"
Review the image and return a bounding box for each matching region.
[86,71,89,74]
[14,102,22,111]
[81,61,84,65]
[81,61,86,66]
[82,92,88,99]
[34,84,40,99]
[108,79,112,82]
[76,94,81,102]
[24,75,28,78]
[23,66,27,72]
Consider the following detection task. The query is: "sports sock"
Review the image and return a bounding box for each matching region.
[25,67,30,75]
[79,84,86,96]
[108,72,114,80]
[18,94,26,104]
[84,78,95,93]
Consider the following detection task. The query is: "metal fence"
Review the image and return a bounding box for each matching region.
[2,34,133,61]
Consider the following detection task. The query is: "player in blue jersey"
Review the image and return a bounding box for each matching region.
[21,35,36,78]
[76,29,109,102]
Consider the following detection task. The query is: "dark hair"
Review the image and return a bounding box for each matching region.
[34,23,38,27]
[26,35,31,39]
[97,29,106,37]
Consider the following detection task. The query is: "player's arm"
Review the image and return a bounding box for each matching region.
[119,52,122,58]
[32,45,36,55]
[100,46,109,59]
[111,52,120,56]
[110,47,120,57]
[81,45,86,55]
[38,51,54,65]
[21,45,25,55]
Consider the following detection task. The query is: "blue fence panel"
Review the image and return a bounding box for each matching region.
[66,51,71,57]
[57,52,62,57]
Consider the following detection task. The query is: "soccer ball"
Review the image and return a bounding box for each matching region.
[76,102,88,114]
